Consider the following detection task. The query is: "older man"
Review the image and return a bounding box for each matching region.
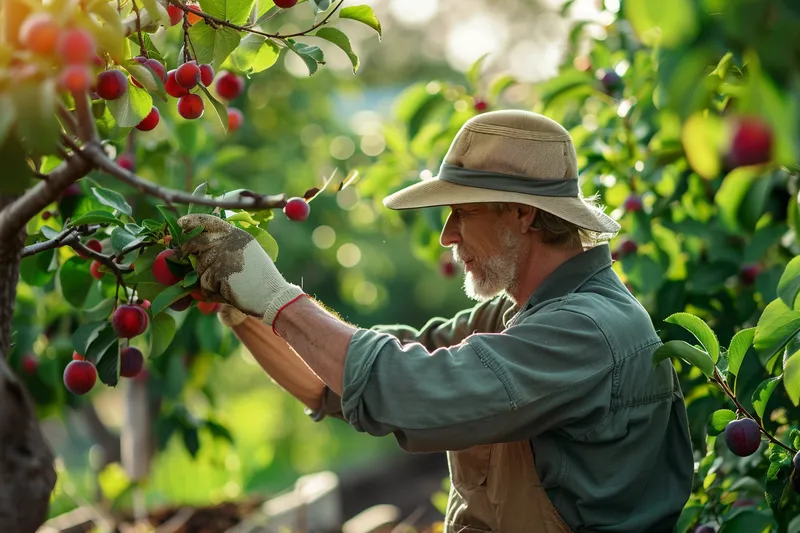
[178,110,695,532]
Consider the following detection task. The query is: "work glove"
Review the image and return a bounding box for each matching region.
[177,214,305,325]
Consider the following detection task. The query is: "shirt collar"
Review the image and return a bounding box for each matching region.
[502,244,613,327]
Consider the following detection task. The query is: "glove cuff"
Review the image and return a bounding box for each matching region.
[218,305,248,327]
[262,284,307,332]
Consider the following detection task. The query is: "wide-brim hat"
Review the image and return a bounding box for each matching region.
[382,110,620,236]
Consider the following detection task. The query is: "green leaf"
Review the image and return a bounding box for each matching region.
[785,351,800,406]
[85,323,119,362]
[244,226,278,261]
[72,321,109,356]
[680,113,725,179]
[182,271,199,287]
[289,41,324,76]
[123,60,167,102]
[197,85,229,132]
[728,327,755,377]
[149,313,176,358]
[488,73,517,100]
[59,257,95,308]
[198,0,255,25]
[707,409,736,436]
[205,420,234,443]
[69,210,124,227]
[182,426,200,457]
[156,206,182,245]
[718,510,775,533]
[777,256,800,310]
[187,182,214,215]
[91,187,132,216]
[755,298,800,372]
[132,246,162,278]
[752,376,782,419]
[250,39,281,73]
[20,249,56,287]
[624,0,697,48]
[309,0,331,12]
[653,340,715,378]
[151,284,193,315]
[339,5,382,39]
[188,22,241,68]
[95,340,120,387]
[110,226,143,255]
[314,27,359,73]
[665,312,720,363]
[0,94,15,147]
[226,211,259,225]
[715,167,761,234]
[107,84,153,128]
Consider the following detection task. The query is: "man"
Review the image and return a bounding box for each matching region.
[178,110,695,532]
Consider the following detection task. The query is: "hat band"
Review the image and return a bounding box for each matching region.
[437,163,578,197]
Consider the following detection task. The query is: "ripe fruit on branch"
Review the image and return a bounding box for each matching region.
[77,238,102,258]
[274,0,299,8]
[117,153,135,172]
[90,260,104,279]
[728,116,773,168]
[284,197,310,221]
[739,264,760,286]
[112,304,149,339]
[152,249,184,285]
[120,347,145,378]
[724,418,761,457]
[168,5,183,25]
[57,28,96,65]
[215,71,244,100]
[145,59,168,83]
[72,351,85,361]
[474,99,488,112]
[199,64,214,86]
[165,70,190,98]
[623,194,643,213]
[21,354,39,374]
[598,69,623,95]
[19,14,60,56]
[136,107,160,131]
[59,65,92,93]
[63,360,97,395]
[198,301,222,314]
[178,94,204,119]
[227,107,243,132]
[176,62,201,89]
[170,295,193,311]
[96,70,128,100]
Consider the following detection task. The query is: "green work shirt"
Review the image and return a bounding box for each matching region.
[309,244,695,531]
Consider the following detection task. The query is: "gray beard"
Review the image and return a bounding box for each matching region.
[454,227,521,302]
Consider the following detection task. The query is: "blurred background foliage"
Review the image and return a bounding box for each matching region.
[10,0,800,529]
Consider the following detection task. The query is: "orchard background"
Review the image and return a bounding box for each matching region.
[1,0,800,532]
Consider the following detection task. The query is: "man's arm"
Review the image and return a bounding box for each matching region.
[220,306,326,410]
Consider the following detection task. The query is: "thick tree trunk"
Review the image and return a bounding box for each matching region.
[0,194,57,533]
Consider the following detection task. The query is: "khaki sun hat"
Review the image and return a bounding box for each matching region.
[382,109,620,236]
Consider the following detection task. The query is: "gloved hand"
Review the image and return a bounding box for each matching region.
[218,304,248,327]
[177,214,306,324]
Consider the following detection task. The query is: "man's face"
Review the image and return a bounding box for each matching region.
[440,203,523,302]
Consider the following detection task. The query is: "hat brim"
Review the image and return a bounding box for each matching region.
[382,178,620,235]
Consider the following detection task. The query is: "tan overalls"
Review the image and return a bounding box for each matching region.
[444,441,572,533]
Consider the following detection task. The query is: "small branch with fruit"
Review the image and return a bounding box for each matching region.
[21,224,103,258]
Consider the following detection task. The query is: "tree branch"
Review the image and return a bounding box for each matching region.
[71,241,132,291]
[73,91,98,143]
[21,224,104,258]
[80,142,286,209]
[168,0,344,40]
[0,156,92,244]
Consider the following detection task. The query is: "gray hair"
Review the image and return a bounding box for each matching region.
[488,196,607,249]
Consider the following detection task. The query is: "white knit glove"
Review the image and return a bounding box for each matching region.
[177,214,305,325]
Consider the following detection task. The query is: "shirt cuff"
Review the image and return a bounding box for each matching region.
[340,328,397,431]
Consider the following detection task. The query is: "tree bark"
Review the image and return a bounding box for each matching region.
[0,194,57,533]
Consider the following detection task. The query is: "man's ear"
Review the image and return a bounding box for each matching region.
[517,204,537,233]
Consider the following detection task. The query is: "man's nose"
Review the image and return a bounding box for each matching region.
[440,213,461,247]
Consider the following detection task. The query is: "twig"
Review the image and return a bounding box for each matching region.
[73,91,99,142]
[57,104,79,137]
[80,142,286,209]
[182,10,192,63]
[713,368,797,454]
[72,241,132,291]
[169,0,344,40]
[22,229,79,257]
[131,0,148,57]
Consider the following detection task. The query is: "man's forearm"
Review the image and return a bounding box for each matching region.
[272,297,356,396]
[229,315,326,409]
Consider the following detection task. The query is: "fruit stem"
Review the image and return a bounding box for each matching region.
[712,368,797,454]
[182,10,191,63]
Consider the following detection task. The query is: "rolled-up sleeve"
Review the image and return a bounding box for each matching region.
[340,307,616,452]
